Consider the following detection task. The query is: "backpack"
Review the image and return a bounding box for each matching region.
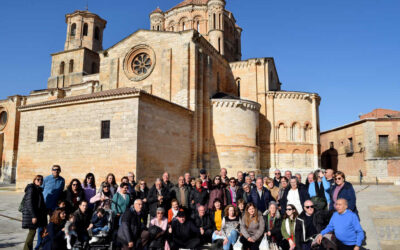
[18,194,25,213]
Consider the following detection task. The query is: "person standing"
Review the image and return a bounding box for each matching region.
[148,178,170,218]
[62,179,85,214]
[36,165,65,250]
[308,170,331,211]
[329,171,358,215]
[273,169,282,188]
[237,171,245,187]
[208,176,227,210]
[324,169,335,186]
[170,176,190,210]
[280,177,310,215]
[82,173,96,210]
[22,175,47,250]
[220,168,229,186]
[359,170,363,185]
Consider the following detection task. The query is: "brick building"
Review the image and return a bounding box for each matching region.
[321,109,400,183]
[0,0,321,189]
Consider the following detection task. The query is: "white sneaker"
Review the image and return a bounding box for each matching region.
[89,237,99,244]
[66,241,72,249]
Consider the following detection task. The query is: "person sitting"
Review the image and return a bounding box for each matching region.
[43,208,67,250]
[117,199,149,250]
[281,204,302,250]
[295,200,319,250]
[192,205,214,244]
[112,183,131,218]
[263,201,282,248]
[239,203,265,250]
[221,205,240,250]
[88,208,109,244]
[211,199,224,243]
[168,211,203,250]
[90,182,112,210]
[168,199,184,224]
[64,214,77,249]
[72,200,92,247]
[316,199,364,250]
[248,177,273,213]
[149,207,169,250]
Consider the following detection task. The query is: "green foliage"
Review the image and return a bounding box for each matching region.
[374,143,400,158]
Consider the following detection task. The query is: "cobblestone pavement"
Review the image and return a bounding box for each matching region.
[0,184,398,250]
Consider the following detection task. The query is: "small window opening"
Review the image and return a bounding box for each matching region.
[101,120,110,139]
[37,126,44,142]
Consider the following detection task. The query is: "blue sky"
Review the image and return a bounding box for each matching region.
[0,0,399,131]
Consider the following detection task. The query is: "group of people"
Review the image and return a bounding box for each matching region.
[21,165,364,250]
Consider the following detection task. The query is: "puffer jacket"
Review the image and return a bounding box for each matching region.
[22,184,47,229]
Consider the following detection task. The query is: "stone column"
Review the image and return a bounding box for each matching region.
[311,94,321,169]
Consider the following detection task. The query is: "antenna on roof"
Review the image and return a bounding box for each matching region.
[85,0,89,11]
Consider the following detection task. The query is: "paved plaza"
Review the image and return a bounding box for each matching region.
[0,184,399,250]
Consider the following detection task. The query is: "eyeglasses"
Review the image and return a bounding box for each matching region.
[230,181,235,183]
[52,169,60,172]
[286,208,293,211]
[72,183,78,186]
[335,177,343,180]
[36,179,43,182]
[305,205,314,209]
[157,212,164,214]
[274,173,281,175]
[103,186,110,189]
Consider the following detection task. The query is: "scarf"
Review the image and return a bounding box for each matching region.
[229,186,237,204]
[285,218,296,238]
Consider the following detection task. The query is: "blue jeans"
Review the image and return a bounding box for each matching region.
[92,226,109,235]
[223,230,238,250]
[34,227,43,250]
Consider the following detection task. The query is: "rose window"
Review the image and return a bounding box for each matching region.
[132,53,152,75]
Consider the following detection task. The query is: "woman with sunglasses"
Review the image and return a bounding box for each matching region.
[22,175,48,250]
[329,171,358,215]
[62,178,85,214]
[98,173,118,198]
[280,204,300,250]
[82,173,96,209]
[225,177,239,206]
[207,175,227,210]
[90,182,112,210]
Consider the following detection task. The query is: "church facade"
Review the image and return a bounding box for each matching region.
[0,0,321,189]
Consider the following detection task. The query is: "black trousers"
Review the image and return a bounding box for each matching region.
[337,240,355,250]
[170,237,201,250]
[240,236,262,250]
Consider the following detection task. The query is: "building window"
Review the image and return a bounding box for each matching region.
[330,142,334,149]
[59,62,65,75]
[37,126,44,142]
[157,25,160,31]
[94,27,100,40]
[69,60,74,73]
[347,137,354,153]
[70,23,76,36]
[237,80,240,97]
[197,21,200,32]
[398,135,400,145]
[379,135,389,150]
[91,62,98,74]
[101,120,110,139]
[218,38,221,53]
[83,23,88,36]
[213,14,216,29]
[291,123,300,142]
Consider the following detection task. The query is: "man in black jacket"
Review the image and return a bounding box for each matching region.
[248,178,273,213]
[147,178,170,218]
[117,199,149,250]
[192,205,213,243]
[169,211,203,250]
[73,200,92,246]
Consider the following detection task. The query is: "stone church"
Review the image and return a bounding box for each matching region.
[0,0,321,189]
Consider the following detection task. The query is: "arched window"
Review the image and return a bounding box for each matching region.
[157,25,160,31]
[70,23,76,36]
[94,27,100,40]
[83,23,88,36]
[213,14,216,29]
[91,62,98,74]
[197,21,200,32]
[304,124,311,142]
[291,123,300,142]
[277,123,285,142]
[236,78,241,97]
[218,38,221,53]
[219,13,222,29]
[59,61,65,75]
[182,22,186,31]
[69,60,74,73]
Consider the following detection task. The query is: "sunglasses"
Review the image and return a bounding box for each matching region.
[72,184,78,186]
[335,177,343,180]
[274,173,281,175]
[36,179,43,181]
[305,205,314,209]
[103,186,110,188]
[286,208,293,211]
[52,169,60,172]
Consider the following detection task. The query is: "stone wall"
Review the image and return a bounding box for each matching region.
[16,96,140,190]
[136,94,193,183]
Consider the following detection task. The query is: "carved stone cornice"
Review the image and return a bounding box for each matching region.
[211,98,260,111]
[266,91,320,101]
[229,58,271,69]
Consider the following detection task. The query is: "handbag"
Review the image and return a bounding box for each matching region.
[233,238,243,250]
[259,235,270,250]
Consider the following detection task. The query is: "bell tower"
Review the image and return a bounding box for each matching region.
[208,0,226,56]
[64,10,107,52]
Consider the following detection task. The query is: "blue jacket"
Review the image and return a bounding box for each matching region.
[321,209,364,246]
[308,176,331,204]
[42,175,65,211]
[329,182,357,214]
[248,187,273,213]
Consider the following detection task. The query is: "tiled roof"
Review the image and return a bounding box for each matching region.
[168,0,209,11]
[151,7,163,14]
[20,87,141,110]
